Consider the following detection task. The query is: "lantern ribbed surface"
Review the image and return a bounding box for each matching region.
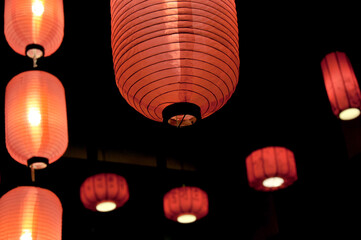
[321,51,361,120]
[163,186,208,223]
[80,173,129,212]
[5,70,68,166]
[0,186,63,240]
[246,146,298,192]
[111,0,239,125]
[4,0,64,57]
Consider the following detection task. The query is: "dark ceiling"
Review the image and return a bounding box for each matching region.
[1,1,361,239]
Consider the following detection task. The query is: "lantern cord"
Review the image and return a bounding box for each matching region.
[32,56,38,68]
[30,165,36,182]
[177,114,186,128]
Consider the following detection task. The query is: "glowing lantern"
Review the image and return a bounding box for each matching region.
[4,0,64,65]
[246,146,298,191]
[80,173,129,212]
[0,186,63,240]
[163,186,208,224]
[111,0,240,127]
[5,70,68,169]
[321,51,361,120]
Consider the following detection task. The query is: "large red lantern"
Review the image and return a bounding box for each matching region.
[163,186,208,223]
[246,146,298,191]
[321,51,361,120]
[4,0,64,65]
[111,0,239,127]
[5,70,68,169]
[0,186,63,240]
[80,173,129,212]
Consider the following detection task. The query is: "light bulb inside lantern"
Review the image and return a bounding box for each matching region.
[32,0,44,16]
[177,214,197,224]
[96,201,117,212]
[262,177,284,188]
[20,229,32,240]
[339,108,361,120]
[28,107,41,126]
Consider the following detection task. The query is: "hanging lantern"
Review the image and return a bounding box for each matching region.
[246,146,298,191]
[80,173,129,212]
[321,51,361,120]
[4,0,64,66]
[0,186,62,240]
[111,0,240,127]
[5,70,68,170]
[163,186,208,224]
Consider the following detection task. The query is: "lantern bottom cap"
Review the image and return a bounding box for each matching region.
[96,201,117,212]
[177,213,197,224]
[26,44,44,59]
[339,108,361,120]
[262,177,284,188]
[162,102,201,127]
[27,157,48,169]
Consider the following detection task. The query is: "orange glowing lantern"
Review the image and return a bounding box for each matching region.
[246,146,298,191]
[321,51,361,120]
[163,186,208,224]
[0,186,63,240]
[5,70,68,169]
[80,173,129,212]
[4,0,64,66]
[111,0,240,127]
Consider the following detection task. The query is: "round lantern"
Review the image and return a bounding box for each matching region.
[163,186,208,224]
[111,0,240,127]
[80,173,129,212]
[5,70,68,169]
[246,146,298,191]
[321,51,361,120]
[0,186,62,240]
[4,0,64,65]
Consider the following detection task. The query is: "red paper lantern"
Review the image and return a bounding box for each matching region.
[321,51,361,120]
[4,0,64,64]
[0,186,63,240]
[5,70,68,169]
[111,0,239,127]
[163,186,208,223]
[246,146,298,191]
[80,173,129,212]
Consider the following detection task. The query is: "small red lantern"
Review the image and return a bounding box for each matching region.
[111,0,239,127]
[5,70,68,169]
[163,186,208,224]
[4,0,64,65]
[246,146,298,191]
[321,51,361,120]
[0,186,63,240]
[80,173,129,212]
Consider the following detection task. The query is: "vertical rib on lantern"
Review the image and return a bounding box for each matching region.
[0,186,63,240]
[80,173,129,212]
[321,51,361,120]
[163,186,208,223]
[4,0,64,57]
[5,70,68,167]
[246,146,298,191]
[111,0,239,126]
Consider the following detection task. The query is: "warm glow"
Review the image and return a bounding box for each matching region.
[339,108,361,120]
[96,201,117,212]
[177,214,197,224]
[20,230,32,240]
[28,107,42,126]
[32,0,44,16]
[263,177,284,188]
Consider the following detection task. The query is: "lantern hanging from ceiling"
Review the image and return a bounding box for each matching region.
[4,0,64,65]
[321,51,361,120]
[0,186,63,240]
[246,146,298,191]
[80,173,129,212]
[5,70,68,169]
[111,0,240,127]
[163,186,208,224]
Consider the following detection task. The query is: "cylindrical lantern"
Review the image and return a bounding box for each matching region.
[0,186,63,240]
[5,70,68,169]
[321,51,361,120]
[111,0,240,127]
[4,0,64,63]
[246,146,298,191]
[163,186,208,224]
[80,173,129,212]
